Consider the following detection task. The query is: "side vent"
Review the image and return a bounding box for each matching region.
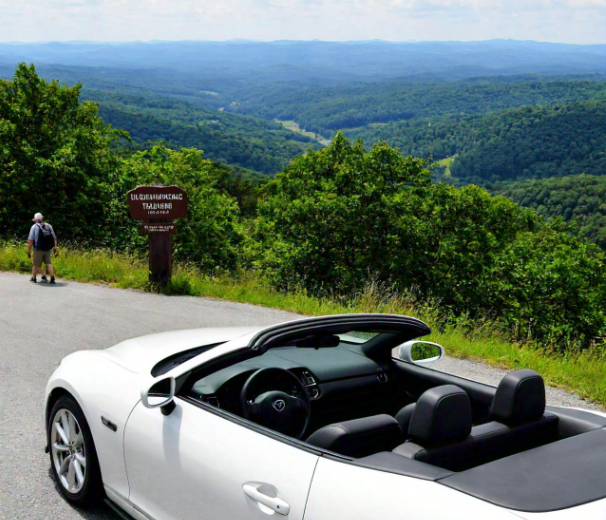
[101,416,118,432]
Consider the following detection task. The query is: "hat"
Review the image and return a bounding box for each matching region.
[33,212,43,222]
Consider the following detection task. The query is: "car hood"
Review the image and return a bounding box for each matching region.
[100,327,261,374]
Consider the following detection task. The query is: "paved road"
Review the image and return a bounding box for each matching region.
[0,272,299,520]
[0,271,601,519]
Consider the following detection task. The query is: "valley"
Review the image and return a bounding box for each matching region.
[275,119,332,147]
[1,39,606,249]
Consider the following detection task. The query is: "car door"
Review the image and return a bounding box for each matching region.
[123,397,319,520]
[303,457,519,520]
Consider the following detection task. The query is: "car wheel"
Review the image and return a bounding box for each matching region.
[48,395,103,507]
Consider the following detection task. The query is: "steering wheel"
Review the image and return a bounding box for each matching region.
[240,367,311,440]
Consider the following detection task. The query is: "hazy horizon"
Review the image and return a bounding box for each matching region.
[1,38,604,46]
[1,0,604,45]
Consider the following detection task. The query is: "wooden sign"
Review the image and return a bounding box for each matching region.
[127,185,188,220]
[127,185,187,285]
[141,223,177,234]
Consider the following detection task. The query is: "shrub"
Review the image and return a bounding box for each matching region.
[109,146,245,270]
[255,134,606,346]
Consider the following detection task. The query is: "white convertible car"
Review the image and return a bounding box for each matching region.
[45,314,606,519]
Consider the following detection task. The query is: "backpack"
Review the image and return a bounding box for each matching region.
[37,223,55,251]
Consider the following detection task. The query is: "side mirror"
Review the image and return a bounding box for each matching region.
[398,340,445,365]
[141,376,176,409]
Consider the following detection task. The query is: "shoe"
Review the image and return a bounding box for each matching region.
[50,277,56,285]
[41,275,48,283]
[30,277,37,283]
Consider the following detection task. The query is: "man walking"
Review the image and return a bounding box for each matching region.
[27,213,58,284]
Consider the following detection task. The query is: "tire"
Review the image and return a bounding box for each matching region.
[47,395,104,507]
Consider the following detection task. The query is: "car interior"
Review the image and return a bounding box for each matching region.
[180,326,602,461]
[173,315,606,512]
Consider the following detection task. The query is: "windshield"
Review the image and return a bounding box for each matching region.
[337,331,381,344]
[151,343,225,377]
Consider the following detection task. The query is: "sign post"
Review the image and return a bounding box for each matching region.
[127,185,188,285]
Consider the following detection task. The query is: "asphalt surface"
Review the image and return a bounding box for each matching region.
[0,271,601,519]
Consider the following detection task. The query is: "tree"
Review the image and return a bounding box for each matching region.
[0,64,124,241]
[255,133,432,291]
[495,175,606,249]
[256,134,606,345]
[111,146,244,270]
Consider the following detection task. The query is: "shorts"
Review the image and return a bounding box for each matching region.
[33,249,53,268]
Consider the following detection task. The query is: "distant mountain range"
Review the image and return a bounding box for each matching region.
[1,40,604,85]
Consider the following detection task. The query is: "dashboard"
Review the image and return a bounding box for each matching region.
[196,367,321,411]
[188,345,402,428]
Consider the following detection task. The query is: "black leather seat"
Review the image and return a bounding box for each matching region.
[470,369,559,465]
[392,385,473,471]
[491,368,547,424]
[392,371,559,471]
[306,414,402,458]
[394,403,416,437]
[311,370,558,468]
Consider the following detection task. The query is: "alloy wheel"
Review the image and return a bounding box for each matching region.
[50,408,87,494]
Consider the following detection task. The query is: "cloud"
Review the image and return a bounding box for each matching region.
[0,0,603,43]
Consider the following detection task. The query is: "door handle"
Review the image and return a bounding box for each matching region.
[243,482,291,516]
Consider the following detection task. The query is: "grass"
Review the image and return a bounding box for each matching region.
[275,119,332,147]
[1,242,604,408]
[435,155,456,178]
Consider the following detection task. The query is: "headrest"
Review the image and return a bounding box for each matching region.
[408,385,472,446]
[490,369,545,424]
[306,414,401,458]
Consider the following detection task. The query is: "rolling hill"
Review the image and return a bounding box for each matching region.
[231,77,606,136]
[84,90,318,175]
[348,99,606,186]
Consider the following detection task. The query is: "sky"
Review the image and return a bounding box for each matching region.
[0,0,604,45]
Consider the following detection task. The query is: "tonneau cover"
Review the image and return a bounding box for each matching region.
[439,428,606,512]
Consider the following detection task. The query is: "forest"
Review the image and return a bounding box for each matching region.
[71,78,606,193]
[495,175,606,250]
[1,64,605,350]
[231,78,606,136]
[350,100,606,185]
[86,90,317,175]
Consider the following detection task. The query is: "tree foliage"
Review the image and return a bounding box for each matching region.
[88,90,317,176]
[256,134,606,346]
[0,63,123,241]
[449,101,606,185]
[350,100,606,186]
[255,133,432,291]
[495,175,606,250]
[233,79,606,136]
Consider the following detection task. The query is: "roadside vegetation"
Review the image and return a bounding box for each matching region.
[1,242,605,407]
[1,64,605,406]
